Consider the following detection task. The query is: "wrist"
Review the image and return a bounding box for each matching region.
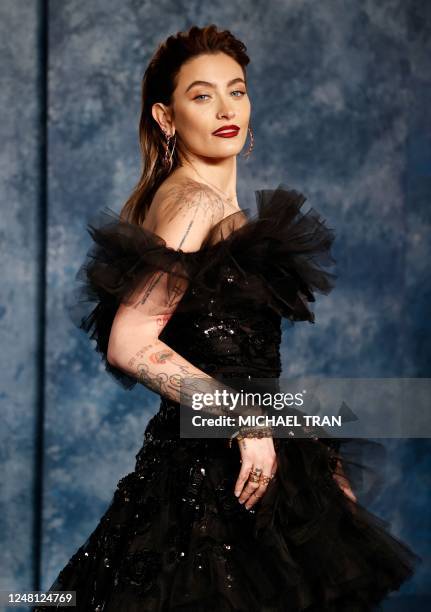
[237,425,273,439]
[227,425,273,448]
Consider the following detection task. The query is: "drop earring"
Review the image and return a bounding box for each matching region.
[161,129,177,169]
[243,125,254,159]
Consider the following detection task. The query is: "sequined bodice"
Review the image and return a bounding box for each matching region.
[160,296,283,380]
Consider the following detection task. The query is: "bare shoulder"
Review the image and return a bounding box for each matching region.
[151,177,226,225]
[146,177,227,251]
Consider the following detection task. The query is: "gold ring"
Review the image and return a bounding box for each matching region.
[260,475,272,485]
[250,467,263,477]
[248,473,260,483]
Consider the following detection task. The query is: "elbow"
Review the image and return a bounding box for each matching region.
[106,325,158,369]
[107,315,129,368]
[107,330,121,368]
[107,345,119,368]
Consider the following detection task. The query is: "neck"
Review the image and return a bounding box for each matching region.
[177,154,238,207]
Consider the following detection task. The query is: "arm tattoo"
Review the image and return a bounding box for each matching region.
[127,343,153,369]
[134,181,225,309]
[166,283,184,309]
[118,333,258,420]
[137,270,165,307]
[134,349,208,403]
[118,182,231,409]
[177,217,194,249]
[125,340,227,413]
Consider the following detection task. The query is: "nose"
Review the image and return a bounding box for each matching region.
[216,105,235,120]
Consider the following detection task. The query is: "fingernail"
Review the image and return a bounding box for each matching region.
[238,499,244,504]
[234,491,240,497]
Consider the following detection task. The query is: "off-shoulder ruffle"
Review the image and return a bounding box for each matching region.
[67,183,337,389]
[197,183,337,322]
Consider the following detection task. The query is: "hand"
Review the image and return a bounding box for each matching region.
[234,436,278,510]
[332,458,357,503]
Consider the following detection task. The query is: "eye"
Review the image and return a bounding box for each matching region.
[193,90,247,101]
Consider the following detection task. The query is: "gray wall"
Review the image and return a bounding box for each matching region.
[1,1,430,609]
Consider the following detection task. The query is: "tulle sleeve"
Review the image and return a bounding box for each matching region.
[67,208,203,390]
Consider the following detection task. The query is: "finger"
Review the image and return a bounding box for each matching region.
[244,463,273,509]
[244,484,266,509]
[234,462,253,498]
[238,479,260,505]
[244,457,278,509]
[238,466,263,504]
[241,465,270,508]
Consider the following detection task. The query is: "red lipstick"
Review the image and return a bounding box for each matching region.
[213,124,240,137]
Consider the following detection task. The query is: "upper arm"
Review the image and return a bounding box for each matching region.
[107,183,224,364]
[151,181,224,251]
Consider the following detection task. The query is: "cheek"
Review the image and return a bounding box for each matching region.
[178,108,213,139]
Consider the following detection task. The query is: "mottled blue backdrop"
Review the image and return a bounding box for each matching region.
[0,1,430,610]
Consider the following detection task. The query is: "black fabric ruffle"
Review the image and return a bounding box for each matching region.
[67,183,337,390]
[33,428,420,611]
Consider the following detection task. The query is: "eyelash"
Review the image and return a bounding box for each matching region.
[193,90,247,101]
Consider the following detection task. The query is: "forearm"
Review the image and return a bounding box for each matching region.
[108,334,263,420]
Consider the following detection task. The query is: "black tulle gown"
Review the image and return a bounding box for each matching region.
[35,184,420,611]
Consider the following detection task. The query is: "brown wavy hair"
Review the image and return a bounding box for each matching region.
[119,24,250,226]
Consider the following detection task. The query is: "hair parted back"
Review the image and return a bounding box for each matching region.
[119,24,250,226]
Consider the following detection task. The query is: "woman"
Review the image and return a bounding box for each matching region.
[36,24,420,611]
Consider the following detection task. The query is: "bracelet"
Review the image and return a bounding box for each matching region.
[228,426,273,448]
[237,426,273,440]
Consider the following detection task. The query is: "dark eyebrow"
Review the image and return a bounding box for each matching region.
[185,77,246,93]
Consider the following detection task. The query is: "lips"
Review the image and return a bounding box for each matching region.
[213,125,240,136]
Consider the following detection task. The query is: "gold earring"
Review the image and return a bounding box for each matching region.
[243,125,254,159]
[161,129,176,169]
